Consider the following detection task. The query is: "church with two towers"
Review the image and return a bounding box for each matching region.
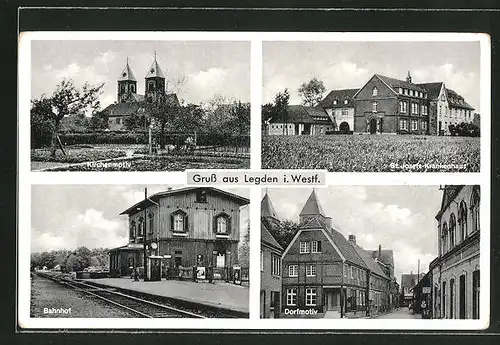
[103,54,179,130]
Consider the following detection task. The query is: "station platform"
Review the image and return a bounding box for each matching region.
[85,278,249,314]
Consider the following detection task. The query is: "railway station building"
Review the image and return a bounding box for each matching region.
[109,187,249,280]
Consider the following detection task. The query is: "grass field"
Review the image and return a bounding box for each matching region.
[262,135,480,172]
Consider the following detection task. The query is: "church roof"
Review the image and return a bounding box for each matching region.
[145,58,165,79]
[104,102,142,117]
[300,190,326,217]
[118,60,137,82]
[261,192,279,220]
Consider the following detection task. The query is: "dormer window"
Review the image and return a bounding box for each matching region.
[404,89,408,95]
[196,189,207,203]
[213,212,231,236]
[344,98,349,105]
[372,87,378,96]
[333,99,338,105]
[398,87,403,94]
[170,209,188,235]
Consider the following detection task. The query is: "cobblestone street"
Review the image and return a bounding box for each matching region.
[372,307,421,319]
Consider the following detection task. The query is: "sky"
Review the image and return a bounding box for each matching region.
[263,41,481,112]
[262,186,444,285]
[31,185,250,253]
[31,40,250,108]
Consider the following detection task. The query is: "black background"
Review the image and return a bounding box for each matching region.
[2,2,500,344]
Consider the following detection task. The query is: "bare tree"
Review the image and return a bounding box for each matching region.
[31,79,103,157]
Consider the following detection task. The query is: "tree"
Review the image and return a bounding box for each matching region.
[263,218,303,250]
[298,77,326,107]
[274,89,290,135]
[31,98,55,149]
[143,93,181,149]
[174,103,204,133]
[89,109,109,130]
[238,220,250,267]
[261,103,274,130]
[31,79,103,157]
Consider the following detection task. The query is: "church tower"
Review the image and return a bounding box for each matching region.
[145,52,166,103]
[117,58,137,103]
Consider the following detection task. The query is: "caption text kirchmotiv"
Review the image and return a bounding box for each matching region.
[187,170,326,186]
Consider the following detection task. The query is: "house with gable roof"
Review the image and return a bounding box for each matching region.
[260,191,284,318]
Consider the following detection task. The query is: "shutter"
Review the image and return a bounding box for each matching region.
[213,215,218,233]
[317,241,322,252]
[226,216,232,234]
[184,215,189,232]
[170,214,174,232]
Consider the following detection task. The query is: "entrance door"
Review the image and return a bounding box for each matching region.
[174,256,182,267]
[295,124,300,135]
[459,275,466,319]
[150,258,161,281]
[325,290,340,311]
[303,124,311,135]
[369,119,377,134]
[216,253,226,268]
[473,270,480,319]
[339,122,350,133]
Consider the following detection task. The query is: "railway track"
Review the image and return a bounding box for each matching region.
[38,273,205,318]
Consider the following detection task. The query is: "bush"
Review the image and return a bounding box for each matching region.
[31,149,127,163]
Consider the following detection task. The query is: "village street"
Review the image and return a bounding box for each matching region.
[372,307,421,319]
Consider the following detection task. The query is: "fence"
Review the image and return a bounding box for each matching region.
[167,266,249,285]
[32,130,250,153]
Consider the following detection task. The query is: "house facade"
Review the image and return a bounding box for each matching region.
[103,55,179,130]
[109,187,249,280]
[280,190,393,318]
[317,89,357,132]
[267,105,334,136]
[265,72,475,136]
[430,185,480,319]
[260,192,283,318]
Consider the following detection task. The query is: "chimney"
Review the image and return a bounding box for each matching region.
[378,244,382,260]
[167,187,173,191]
[348,234,356,245]
[145,187,148,199]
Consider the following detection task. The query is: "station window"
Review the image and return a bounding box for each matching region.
[170,210,188,232]
[286,288,297,306]
[196,189,207,203]
[305,288,317,306]
[214,213,231,234]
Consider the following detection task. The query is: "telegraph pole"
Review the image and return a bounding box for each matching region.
[143,187,148,281]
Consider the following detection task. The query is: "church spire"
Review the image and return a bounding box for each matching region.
[261,191,279,220]
[300,189,326,218]
[145,52,165,79]
[118,57,137,81]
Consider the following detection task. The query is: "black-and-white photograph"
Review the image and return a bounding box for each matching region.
[30,185,250,318]
[261,40,484,172]
[260,185,481,319]
[29,40,250,171]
